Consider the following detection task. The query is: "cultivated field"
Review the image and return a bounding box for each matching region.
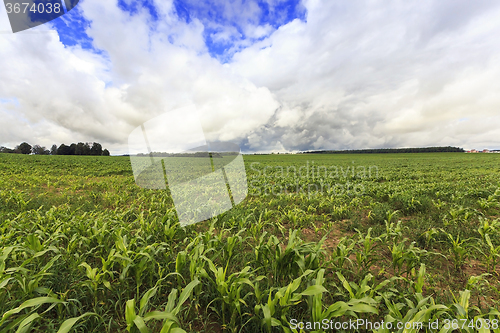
[1,153,500,332]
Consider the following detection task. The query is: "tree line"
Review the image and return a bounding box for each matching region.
[302,146,465,154]
[0,142,110,156]
[135,152,239,158]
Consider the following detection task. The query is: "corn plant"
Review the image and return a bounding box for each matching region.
[376,296,448,333]
[330,236,355,271]
[478,217,500,240]
[479,234,500,275]
[478,188,500,210]
[436,290,491,333]
[283,208,311,229]
[381,212,405,245]
[79,257,114,307]
[162,215,179,242]
[389,240,429,277]
[375,265,450,333]
[0,297,65,331]
[249,210,273,241]
[443,205,475,226]
[113,231,157,295]
[354,228,381,276]
[11,252,61,297]
[336,271,400,304]
[420,227,439,249]
[201,258,256,332]
[125,279,199,333]
[253,229,325,284]
[440,229,473,272]
[306,270,378,331]
[0,246,16,291]
[0,296,98,332]
[253,270,314,332]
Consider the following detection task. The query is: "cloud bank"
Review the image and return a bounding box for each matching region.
[1,0,499,153]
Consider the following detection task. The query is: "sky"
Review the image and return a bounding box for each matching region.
[1,0,500,154]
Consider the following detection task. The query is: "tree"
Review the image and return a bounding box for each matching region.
[32,145,49,155]
[57,144,71,155]
[91,142,102,156]
[69,143,77,155]
[17,142,32,155]
[75,142,84,155]
[0,146,15,154]
[51,142,108,156]
[83,143,91,155]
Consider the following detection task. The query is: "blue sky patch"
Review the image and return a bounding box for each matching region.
[0,97,20,106]
[51,0,306,63]
[117,0,159,21]
[172,0,306,61]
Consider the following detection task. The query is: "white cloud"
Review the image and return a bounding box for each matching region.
[230,0,500,151]
[0,0,280,154]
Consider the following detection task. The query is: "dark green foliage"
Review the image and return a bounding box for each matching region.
[50,144,57,155]
[55,142,108,156]
[0,146,16,153]
[57,143,71,155]
[16,142,32,154]
[304,146,465,154]
[31,145,50,155]
[91,142,102,156]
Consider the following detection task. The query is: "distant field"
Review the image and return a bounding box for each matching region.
[1,153,500,332]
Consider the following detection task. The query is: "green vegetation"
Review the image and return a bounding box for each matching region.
[1,153,500,332]
[0,142,110,156]
[303,146,465,154]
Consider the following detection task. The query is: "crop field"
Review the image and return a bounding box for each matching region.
[1,152,500,332]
